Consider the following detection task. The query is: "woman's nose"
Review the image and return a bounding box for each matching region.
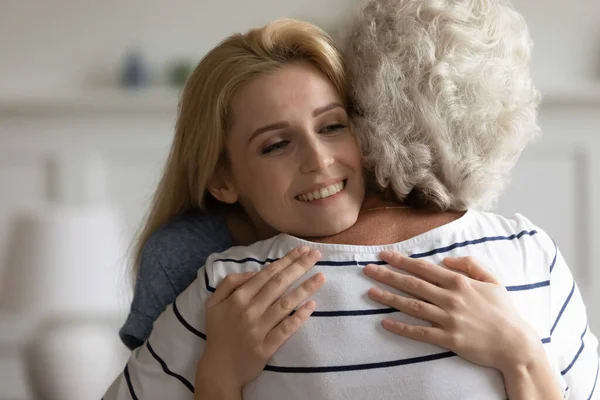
[299,141,335,174]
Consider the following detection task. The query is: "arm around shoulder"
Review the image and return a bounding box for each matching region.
[119,211,232,350]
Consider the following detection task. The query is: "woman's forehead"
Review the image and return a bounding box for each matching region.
[229,63,344,130]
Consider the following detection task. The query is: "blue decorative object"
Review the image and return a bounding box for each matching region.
[121,48,149,89]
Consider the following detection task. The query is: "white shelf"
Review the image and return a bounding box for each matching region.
[0,88,181,116]
[541,85,600,107]
[0,84,598,116]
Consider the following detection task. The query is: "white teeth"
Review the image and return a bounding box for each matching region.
[297,181,345,202]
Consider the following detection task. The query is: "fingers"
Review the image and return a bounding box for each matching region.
[378,251,453,286]
[442,257,500,284]
[206,271,256,307]
[363,264,447,305]
[261,272,326,328]
[263,300,317,355]
[368,287,448,325]
[380,319,450,349]
[379,251,499,288]
[251,249,322,314]
[236,246,313,300]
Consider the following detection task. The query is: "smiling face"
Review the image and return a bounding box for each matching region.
[210,62,365,238]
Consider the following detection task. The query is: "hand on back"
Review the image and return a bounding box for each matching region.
[363,252,544,374]
[196,247,324,396]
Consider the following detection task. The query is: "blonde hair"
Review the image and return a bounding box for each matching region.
[132,18,347,276]
[345,0,540,211]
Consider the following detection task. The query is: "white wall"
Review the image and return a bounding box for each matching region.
[511,0,600,88]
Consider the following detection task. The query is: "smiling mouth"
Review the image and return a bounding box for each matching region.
[296,180,346,202]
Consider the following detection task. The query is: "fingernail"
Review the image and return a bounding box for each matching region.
[312,273,325,283]
[369,287,383,297]
[380,251,399,260]
[382,319,397,329]
[298,246,310,254]
[309,249,321,258]
[364,264,379,274]
[304,301,316,311]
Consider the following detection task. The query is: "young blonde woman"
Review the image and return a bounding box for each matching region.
[108,2,598,399]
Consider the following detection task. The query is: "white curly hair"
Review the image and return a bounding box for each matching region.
[344,0,541,211]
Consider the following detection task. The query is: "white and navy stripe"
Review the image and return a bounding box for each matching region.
[104,210,599,400]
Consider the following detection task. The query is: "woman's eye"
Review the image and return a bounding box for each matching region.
[320,123,346,134]
[261,140,289,155]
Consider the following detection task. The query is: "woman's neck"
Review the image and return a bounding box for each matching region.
[224,208,265,246]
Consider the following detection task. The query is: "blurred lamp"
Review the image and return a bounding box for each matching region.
[0,204,129,400]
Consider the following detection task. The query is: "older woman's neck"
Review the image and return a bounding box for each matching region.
[359,191,403,212]
[315,193,464,246]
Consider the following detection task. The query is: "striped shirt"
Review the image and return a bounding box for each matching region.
[104,210,599,399]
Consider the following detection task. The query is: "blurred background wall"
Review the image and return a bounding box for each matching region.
[0,0,598,95]
[0,0,599,398]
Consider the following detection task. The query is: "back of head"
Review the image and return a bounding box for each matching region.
[345,0,540,211]
[132,18,347,276]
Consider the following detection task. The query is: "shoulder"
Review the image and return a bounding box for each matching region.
[142,209,232,263]
[205,234,286,265]
[466,209,554,246]
[463,209,557,276]
[204,234,296,285]
[120,210,233,349]
[139,209,233,293]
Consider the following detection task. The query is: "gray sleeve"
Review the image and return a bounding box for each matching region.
[118,249,176,350]
[118,211,232,350]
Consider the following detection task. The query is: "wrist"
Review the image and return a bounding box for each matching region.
[196,358,242,400]
[496,321,544,374]
[500,348,544,381]
[500,345,563,400]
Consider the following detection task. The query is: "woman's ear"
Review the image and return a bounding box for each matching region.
[207,168,239,204]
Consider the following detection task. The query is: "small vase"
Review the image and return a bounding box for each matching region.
[121,48,150,90]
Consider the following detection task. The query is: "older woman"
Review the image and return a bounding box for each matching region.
[111,1,598,399]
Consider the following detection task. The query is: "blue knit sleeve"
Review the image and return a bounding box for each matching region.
[119,210,232,349]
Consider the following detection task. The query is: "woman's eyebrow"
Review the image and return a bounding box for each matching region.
[313,102,344,117]
[248,102,344,144]
[249,122,289,144]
